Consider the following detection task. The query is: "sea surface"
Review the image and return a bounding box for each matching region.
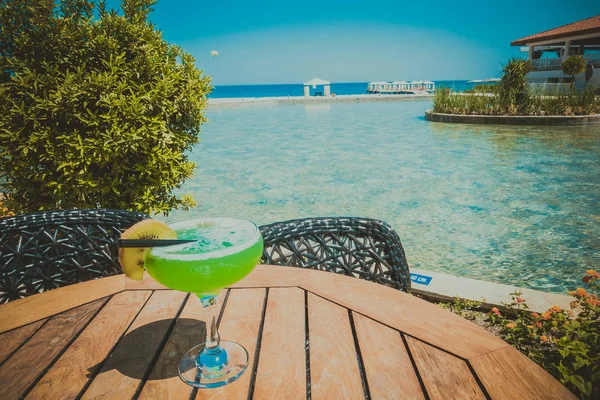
[164,100,600,293]
[210,80,471,98]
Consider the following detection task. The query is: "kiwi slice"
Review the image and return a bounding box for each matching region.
[118,219,177,280]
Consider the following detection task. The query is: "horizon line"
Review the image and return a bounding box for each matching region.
[211,79,491,87]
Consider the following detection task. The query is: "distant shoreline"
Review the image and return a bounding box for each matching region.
[207,93,433,109]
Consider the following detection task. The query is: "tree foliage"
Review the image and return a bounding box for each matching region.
[562,55,587,92]
[498,58,532,114]
[0,0,211,215]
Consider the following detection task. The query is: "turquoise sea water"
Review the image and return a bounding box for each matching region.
[210,80,471,98]
[165,100,600,293]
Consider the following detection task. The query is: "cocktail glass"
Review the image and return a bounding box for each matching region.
[144,217,264,388]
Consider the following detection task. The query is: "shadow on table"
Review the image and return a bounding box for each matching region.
[87,318,206,380]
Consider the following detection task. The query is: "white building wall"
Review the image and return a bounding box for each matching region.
[527,69,597,91]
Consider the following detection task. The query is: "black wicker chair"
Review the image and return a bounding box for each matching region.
[259,217,411,292]
[0,209,149,303]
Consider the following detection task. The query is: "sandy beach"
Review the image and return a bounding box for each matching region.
[207,93,434,109]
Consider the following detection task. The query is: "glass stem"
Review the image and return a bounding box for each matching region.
[201,296,221,354]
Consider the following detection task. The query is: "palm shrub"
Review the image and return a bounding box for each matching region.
[498,58,532,114]
[0,0,211,215]
[562,55,587,92]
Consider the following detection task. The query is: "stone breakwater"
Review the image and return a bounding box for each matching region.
[425,110,600,126]
[208,93,434,109]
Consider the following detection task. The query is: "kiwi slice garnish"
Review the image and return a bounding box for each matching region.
[118,219,177,280]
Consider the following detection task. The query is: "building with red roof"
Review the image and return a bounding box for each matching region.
[511,15,600,90]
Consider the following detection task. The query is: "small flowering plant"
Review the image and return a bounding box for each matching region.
[488,270,599,399]
[0,193,15,218]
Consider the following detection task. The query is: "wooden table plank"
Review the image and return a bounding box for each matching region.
[253,287,306,400]
[229,264,309,289]
[352,313,425,400]
[0,319,47,365]
[125,271,169,290]
[0,298,108,400]
[471,345,577,400]
[405,336,485,400]
[139,290,228,400]
[241,266,507,359]
[195,288,266,400]
[0,268,573,400]
[81,290,187,399]
[26,291,152,400]
[308,293,364,400]
[0,275,125,333]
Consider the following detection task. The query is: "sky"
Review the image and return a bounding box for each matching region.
[108,0,599,85]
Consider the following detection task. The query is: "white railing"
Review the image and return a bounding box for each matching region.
[584,53,600,64]
[532,53,600,70]
[531,58,563,69]
[529,82,571,94]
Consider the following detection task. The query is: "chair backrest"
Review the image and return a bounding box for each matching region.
[259,217,411,292]
[0,209,148,303]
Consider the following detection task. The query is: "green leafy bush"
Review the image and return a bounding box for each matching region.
[562,56,587,92]
[0,0,211,215]
[432,56,600,116]
[437,296,483,322]
[439,271,600,399]
[491,271,600,399]
[433,87,600,116]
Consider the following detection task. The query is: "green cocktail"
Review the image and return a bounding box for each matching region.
[145,218,263,296]
[146,217,263,389]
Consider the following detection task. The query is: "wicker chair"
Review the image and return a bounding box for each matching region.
[0,209,148,303]
[259,217,411,292]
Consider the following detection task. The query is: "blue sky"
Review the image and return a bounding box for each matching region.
[109,0,598,85]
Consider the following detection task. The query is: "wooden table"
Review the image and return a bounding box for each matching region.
[0,265,574,400]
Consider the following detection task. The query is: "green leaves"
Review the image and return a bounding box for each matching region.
[562,56,587,93]
[0,0,211,215]
[432,57,600,117]
[562,56,587,78]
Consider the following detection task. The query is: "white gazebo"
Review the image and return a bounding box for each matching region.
[391,81,409,91]
[304,78,331,97]
[423,80,435,91]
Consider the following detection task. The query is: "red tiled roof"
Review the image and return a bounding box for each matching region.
[511,15,600,46]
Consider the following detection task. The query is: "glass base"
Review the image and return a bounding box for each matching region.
[178,340,249,388]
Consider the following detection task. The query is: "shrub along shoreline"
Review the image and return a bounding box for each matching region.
[435,270,599,399]
[431,58,600,118]
[432,87,600,117]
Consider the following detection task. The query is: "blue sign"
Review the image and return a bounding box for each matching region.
[410,273,432,286]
